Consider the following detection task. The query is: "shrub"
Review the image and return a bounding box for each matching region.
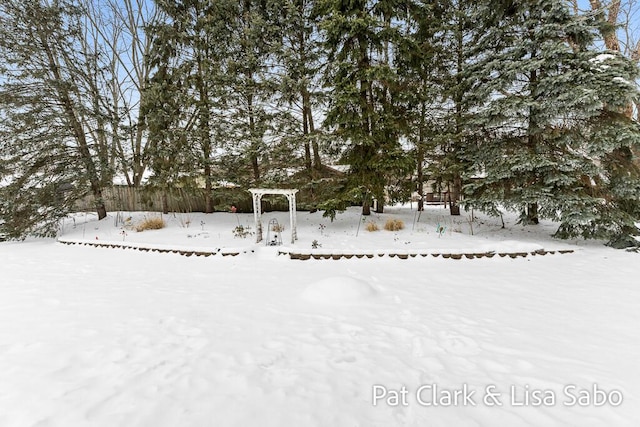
[365,221,379,232]
[136,216,165,232]
[233,225,253,238]
[177,212,192,228]
[384,219,404,231]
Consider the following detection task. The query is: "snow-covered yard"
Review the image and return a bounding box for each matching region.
[1,206,639,426]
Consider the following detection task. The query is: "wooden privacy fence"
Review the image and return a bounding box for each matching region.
[73,186,291,213]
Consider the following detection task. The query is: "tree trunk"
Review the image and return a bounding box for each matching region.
[133,123,146,187]
[303,142,312,173]
[526,61,540,226]
[251,153,260,182]
[449,175,462,216]
[362,193,371,216]
[302,86,322,171]
[527,202,539,224]
[312,141,321,170]
[247,89,260,182]
[92,184,107,220]
[589,0,621,51]
[204,165,214,214]
[162,191,169,215]
[449,8,464,218]
[375,192,384,213]
[310,106,321,170]
[416,103,426,212]
[302,92,312,172]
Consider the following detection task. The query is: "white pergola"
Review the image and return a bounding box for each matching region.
[248,189,298,244]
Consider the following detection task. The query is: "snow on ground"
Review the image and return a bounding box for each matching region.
[1,205,639,426]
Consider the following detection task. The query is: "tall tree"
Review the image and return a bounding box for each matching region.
[316,0,412,217]
[82,0,161,187]
[396,1,443,212]
[434,0,479,216]
[146,0,235,213]
[277,0,326,177]
[400,0,478,215]
[142,28,190,214]
[465,0,640,239]
[218,0,281,186]
[0,0,111,237]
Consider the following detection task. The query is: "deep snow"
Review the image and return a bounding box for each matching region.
[1,205,639,426]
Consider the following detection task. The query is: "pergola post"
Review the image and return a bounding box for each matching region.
[249,188,298,245]
[251,191,264,243]
[290,192,297,242]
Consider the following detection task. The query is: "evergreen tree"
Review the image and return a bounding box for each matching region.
[0,0,112,238]
[430,0,480,216]
[465,0,640,240]
[277,0,326,177]
[399,0,478,214]
[146,0,236,213]
[142,30,191,214]
[316,0,413,217]
[397,1,440,212]
[221,0,282,186]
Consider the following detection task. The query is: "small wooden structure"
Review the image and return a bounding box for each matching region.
[248,188,298,244]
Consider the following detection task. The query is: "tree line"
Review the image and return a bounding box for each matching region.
[1,0,639,244]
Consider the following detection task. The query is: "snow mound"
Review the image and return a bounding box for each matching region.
[301,276,377,304]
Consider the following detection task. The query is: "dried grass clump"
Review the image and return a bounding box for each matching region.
[365,221,379,232]
[384,218,404,231]
[136,216,165,232]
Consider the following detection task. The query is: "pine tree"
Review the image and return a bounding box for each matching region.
[0,0,112,238]
[221,0,282,186]
[142,32,191,214]
[316,0,413,217]
[465,0,640,240]
[277,0,326,177]
[146,0,237,213]
[399,0,478,214]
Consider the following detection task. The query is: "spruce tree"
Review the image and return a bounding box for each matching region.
[146,0,236,213]
[316,0,413,217]
[400,0,478,215]
[221,0,282,186]
[142,34,191,214]
[277,0,326,178]
[465,0,640,240]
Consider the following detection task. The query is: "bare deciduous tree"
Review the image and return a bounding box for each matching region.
[81,0,161,187]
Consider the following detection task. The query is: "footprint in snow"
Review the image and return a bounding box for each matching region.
[335,323,364,337]
[108,348,128,363]
[418,356,446,372]
[332,355,357,364]
[160,317,202,337]
[176,327,202,337]
[261,367,300,388]
[515,359,534,371]
[480,359,512,374]
[399,309,420,323]
[263,340,284,350]
[410,335,438,358]
[436,331,480,356]
[185,337,208,351]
